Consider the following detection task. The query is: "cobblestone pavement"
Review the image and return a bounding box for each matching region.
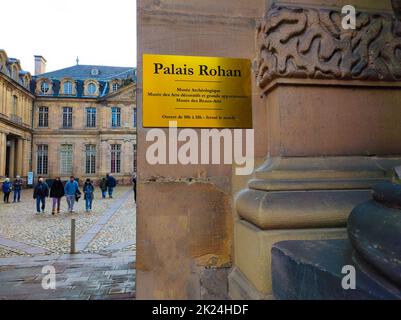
[0,187,136,299]
[0,251,135,300]
[0,186,136,256]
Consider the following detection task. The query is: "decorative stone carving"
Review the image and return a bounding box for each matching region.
[256,5,401,93]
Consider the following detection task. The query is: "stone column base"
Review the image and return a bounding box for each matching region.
[229,219,347,298]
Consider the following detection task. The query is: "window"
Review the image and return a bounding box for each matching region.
[87,83,97,95]
[133,108,137,128]
[91,68,99,76]
[64,81,73,95]
[133,144,137,173]
[12,95,18,115]
[37,144,48,175]
[11,66,17,80]
[85,145,96,174]
[86,107,97,127]
[111,107,121,127]
[111,144,121,174]
[112,83,119,92]
[40,82,50,94]
[62,107,73,128]
[38,107,49,127]
[60,144,73,175]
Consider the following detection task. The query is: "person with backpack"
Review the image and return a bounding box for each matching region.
[83,178,94,212]
[99,177,108,199]
[64,176,79,213]
[2,178,12,204]
[13,175,23,203]
[50,177,65,215]
[33,177,49,214]
[106,173,116,198]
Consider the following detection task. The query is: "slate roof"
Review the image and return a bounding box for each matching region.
[36,64,135,80]
[33,64,136,98]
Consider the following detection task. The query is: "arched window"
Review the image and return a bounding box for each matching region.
[87,83,97,95]
[64,81,73,95]
[40,81,50,94]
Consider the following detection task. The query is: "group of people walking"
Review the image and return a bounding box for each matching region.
[2,173,118,215]
[1,176,23,204]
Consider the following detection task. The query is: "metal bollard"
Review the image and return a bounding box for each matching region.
[70,218,76,254]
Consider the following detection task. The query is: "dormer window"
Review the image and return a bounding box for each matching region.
[64,81,73,95]
[11,66,17,80]
[91,68,99,76]
[112,83,119,92]
[88,83,97,95]
[41,82,50,94]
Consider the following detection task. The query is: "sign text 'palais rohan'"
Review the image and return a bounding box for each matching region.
[143,54,252,128]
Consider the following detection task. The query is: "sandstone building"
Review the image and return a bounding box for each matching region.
[0,49,136,184]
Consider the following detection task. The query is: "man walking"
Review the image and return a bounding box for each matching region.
[83,178,94,212]
[64,176,79,213]
[13,175,23,203]
[106,173,116,198]
[33,177,49,214]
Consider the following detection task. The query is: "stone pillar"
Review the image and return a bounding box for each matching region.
[22,139,29,177]
[0,132,6,178]
[16,138,23,178]
[229,0,401,299]
[8,139,15,179]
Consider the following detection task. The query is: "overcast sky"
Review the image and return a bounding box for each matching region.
[0,0,137,74]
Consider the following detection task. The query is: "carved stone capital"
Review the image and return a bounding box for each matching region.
[256,5,401,94]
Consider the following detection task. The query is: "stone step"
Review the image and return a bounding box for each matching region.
[271,239,401,300]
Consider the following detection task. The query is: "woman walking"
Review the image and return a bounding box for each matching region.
[50,177,65,215]
[83,178,94,212]
[2,178,12,203]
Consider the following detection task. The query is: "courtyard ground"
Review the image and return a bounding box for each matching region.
[0,186,136,299]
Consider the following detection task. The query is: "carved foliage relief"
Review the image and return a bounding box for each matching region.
[256,5,401,92]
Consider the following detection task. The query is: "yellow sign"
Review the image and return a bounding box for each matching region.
[143,54,252,128]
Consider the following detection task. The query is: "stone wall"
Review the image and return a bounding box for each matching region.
[136,0,267,299]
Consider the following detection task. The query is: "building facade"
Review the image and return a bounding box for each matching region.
[0,50,34,180]
[0,50,136,185]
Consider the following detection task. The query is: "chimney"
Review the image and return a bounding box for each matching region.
[34,55,47,75]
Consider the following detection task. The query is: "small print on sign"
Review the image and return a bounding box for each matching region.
[143,54,253,128]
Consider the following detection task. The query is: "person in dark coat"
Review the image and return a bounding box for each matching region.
[106,173,116,198]
[99,178,108,199]
[2,178,12,203]
[50,177,65,215]
[33,177,49,214]
[83,178,94,212]
[13,175,23,203]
